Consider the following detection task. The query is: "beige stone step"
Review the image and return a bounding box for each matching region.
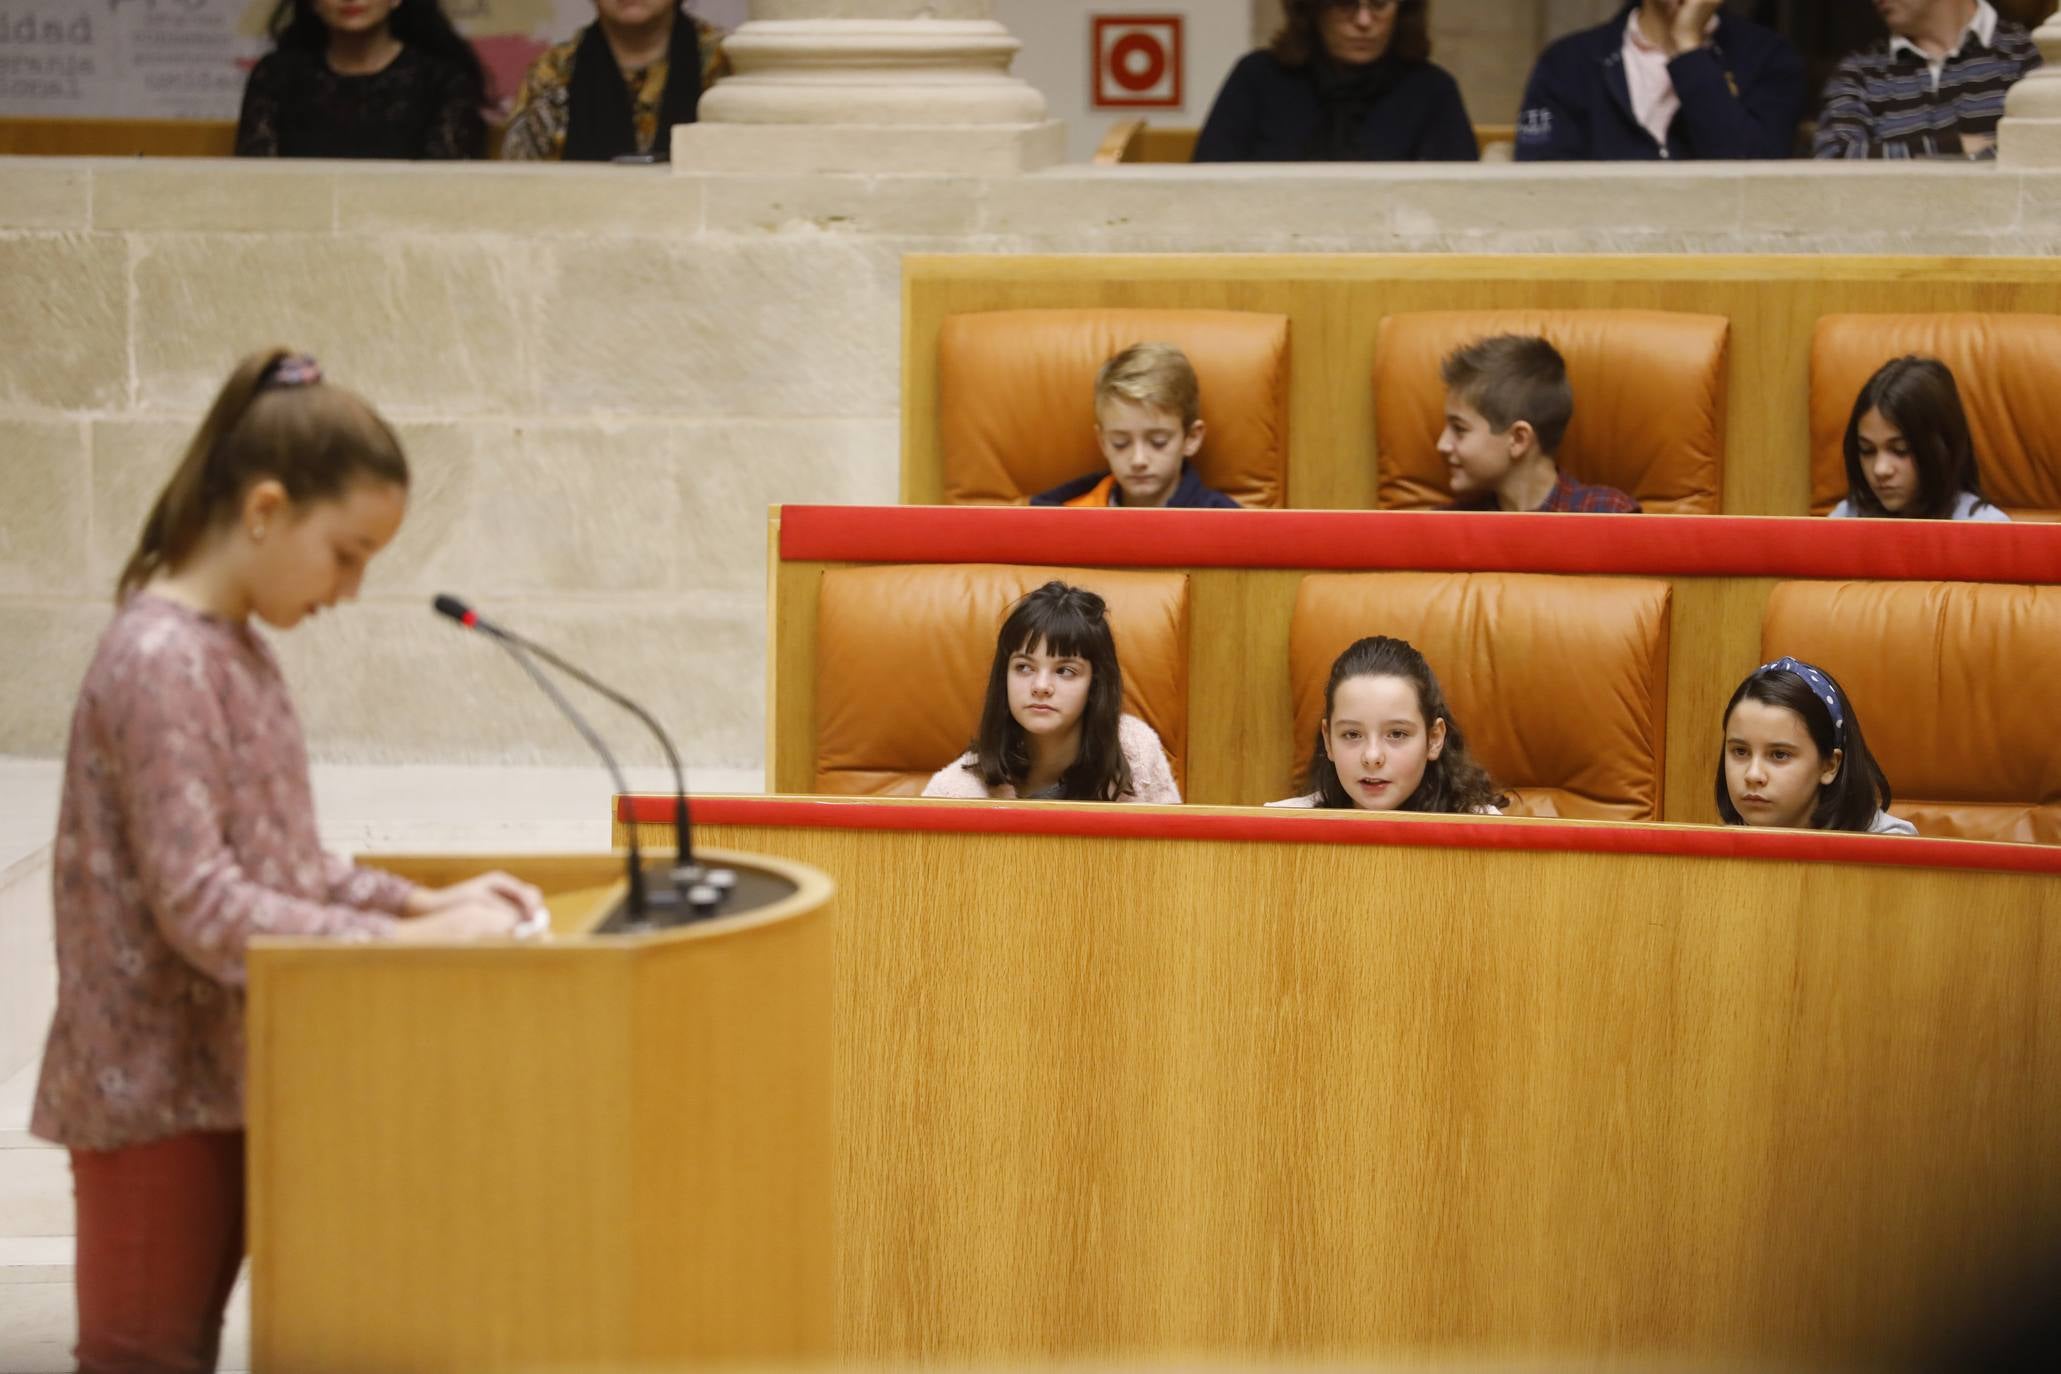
[0,1277,71,1374]
[0,1244,247,1374]
[0,1130,67,1239]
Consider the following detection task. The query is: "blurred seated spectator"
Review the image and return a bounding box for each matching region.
[1193,0,1478,163]
[502,1,725,162]
[236,0,486,160]
[1514,0,1805,161]
[1813,0,2042,159]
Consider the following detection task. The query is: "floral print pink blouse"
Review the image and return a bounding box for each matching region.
[33,595,414,1152]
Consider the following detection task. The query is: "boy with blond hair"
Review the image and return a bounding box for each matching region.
[1032,342,1242,509]
[1436,334,1640,513]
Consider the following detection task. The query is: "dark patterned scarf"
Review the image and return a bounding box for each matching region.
[564,6,702,162]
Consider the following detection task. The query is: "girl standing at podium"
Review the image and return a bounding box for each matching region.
[31,348,541,1374]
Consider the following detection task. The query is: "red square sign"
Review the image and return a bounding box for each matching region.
[1092,15,1184,111]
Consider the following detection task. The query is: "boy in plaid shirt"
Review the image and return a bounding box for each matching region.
[1436,334,1642,514]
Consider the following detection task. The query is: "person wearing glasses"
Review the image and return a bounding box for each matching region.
[1514,0,1805,161]
[1193,0,1478,163]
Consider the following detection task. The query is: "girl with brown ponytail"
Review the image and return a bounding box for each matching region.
[36,348,543,1372]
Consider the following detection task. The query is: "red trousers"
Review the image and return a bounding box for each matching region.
[69,1130,245,1374]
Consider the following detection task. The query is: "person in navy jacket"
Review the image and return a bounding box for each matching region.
[1514,0,1805,161]
[1195,0,1477,163]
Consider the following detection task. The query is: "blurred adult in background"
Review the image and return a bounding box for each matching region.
[1515,0,1806,160]
[502,1,726,162]
[1813,0,2042,159]
[1193,0,1478,163]
[236,0,487,160]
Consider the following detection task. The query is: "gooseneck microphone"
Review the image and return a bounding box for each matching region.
[432,595,695,875]
[434,597,648,921]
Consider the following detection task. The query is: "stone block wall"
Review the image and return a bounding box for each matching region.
[5,154,2060,771]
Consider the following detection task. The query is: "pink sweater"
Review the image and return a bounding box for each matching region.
[33,595,414,1151]
[921,713,1182,803]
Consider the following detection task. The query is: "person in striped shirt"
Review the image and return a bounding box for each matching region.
[1812,0,2042,159]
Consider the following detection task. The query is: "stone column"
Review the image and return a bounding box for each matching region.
[675,0,1063,174]
[1999,16,2061,166]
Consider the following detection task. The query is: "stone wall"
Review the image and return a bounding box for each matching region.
[5,154,2060,771]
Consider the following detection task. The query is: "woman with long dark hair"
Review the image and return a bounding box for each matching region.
[1193,0,1476,163]
[922,582,1182,803]
[236,0,487,159]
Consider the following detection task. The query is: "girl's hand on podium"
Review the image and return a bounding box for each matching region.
[405,872,546,919]
[401,871,550,940]
[391,898,534,942]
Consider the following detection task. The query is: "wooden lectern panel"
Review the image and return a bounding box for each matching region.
[625,799,2061,1367]
[245,849,834,1373]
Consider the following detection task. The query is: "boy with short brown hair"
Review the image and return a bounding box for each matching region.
[1437,335,1640,513]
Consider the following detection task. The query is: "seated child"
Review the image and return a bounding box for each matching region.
[1437,335,1640,513]
[1715,657,1916,836]
[1829,356,2010,522]
[1031,342,1242,509]
[922,581,1182,803]
[1269,636,1506,814]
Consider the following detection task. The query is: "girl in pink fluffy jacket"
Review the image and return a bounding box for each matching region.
[922,581,1181,804]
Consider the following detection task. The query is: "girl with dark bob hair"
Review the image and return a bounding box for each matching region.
[1830,356,2010,522]
[1715,658,1916,835]
[1193,0,1476,163]
[1271,635,1506,814]
[237,0,488,160]
[922,582,1181,803]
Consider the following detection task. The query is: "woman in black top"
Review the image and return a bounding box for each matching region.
[237,0,487,160]
[1194,0,1476,163]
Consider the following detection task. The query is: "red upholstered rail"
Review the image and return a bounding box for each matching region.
[778,506,2061,583]
[618,795,2061,877]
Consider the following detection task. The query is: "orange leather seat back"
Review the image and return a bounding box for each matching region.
[937,309,1290,507]
[1287,573,1673,819]
[814,565,1191,796]
[1810,314,2061,520]
[1373,310,1729,514]
[1760,581,2061,843]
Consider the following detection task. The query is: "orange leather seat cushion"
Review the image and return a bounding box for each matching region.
[1810,314,2061,520]
[937,309,1290,508]
[814,565,1191,796]
[1373,310,1729,514]
[1288,573,1673,819]
[1760,581,2061,843]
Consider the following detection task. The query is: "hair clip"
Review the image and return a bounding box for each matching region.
[266,354,323,389]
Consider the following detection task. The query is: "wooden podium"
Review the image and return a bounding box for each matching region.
[244,849,833,1374]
